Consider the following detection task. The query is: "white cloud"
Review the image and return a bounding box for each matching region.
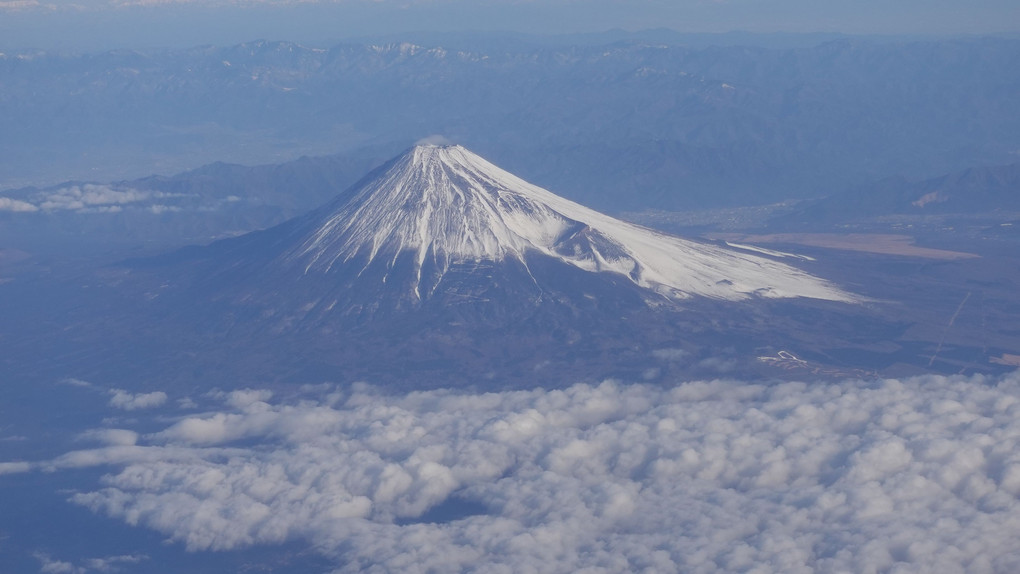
[0,461,32,475]
[37,184,152,212]
[43,444,242,471]
[1,185,190,214]
[415,134,454,146]
[148,204,182,214]
[0,196,39,212]
[59,378,168,413]
[77,205,123,213]
[82,554,148,573]
[36,554,75,574]
[0,0,43,10]
[61,378,95,388]
[224,388,274,409]
[14,372,1020,572]
[108,389,167,411]
[78,428,139,446]
[35,553,148,574]
[651,347,689,362]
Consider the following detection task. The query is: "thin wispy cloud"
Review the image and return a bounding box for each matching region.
[0,461,33,475]
[0,185,189,214]
[37,185,153,212]
[35,552,148,574]
[0,0,43,10]
[60,378,96,388]
[77,428,140,446]
[0,197,39,212]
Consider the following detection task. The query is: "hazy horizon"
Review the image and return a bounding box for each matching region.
[2,0,1019,52]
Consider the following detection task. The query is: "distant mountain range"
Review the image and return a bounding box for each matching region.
[0,148,393,256]
[772,162,1020,228]
[2,35,1018,211]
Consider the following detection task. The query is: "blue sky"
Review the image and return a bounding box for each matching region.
[2,0,1018,51]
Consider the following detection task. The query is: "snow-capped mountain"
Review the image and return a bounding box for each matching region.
[278,144,854,304]
[14,143,868,390]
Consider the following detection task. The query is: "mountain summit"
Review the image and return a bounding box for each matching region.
[279,144,854,304]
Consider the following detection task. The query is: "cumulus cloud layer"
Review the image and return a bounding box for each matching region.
[16,373,1020,572]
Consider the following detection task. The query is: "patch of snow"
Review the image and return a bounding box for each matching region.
[724,242,816,261]
[912,191,947,208]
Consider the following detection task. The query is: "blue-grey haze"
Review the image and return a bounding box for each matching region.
[1,0,1018,52]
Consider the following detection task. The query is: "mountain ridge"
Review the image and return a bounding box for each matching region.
[771,162,1020,229]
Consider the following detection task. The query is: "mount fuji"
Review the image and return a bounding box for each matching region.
[9,145,870,389]
[201,144,853,307]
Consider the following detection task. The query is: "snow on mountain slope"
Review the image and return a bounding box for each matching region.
[287,144,855,303]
